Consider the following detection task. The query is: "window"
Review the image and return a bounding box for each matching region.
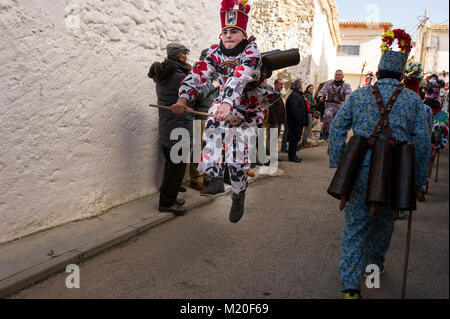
[337,45,360,56]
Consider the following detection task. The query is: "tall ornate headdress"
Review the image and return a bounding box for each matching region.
[220,0,251,34]
[378,28,412,74]
[423,74,446,99]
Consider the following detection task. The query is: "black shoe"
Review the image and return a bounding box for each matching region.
[159,203,187,216]
[200,178,225,196]
[229,192,246,223]
[175,198,185,206]
[179,186,187,192]
[289,157,302,163]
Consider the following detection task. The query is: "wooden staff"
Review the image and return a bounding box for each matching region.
[358,62,367,89]
[401,211,413,299]
[149,104,210,118]
[148,104,244,127]
[435,149,440,183]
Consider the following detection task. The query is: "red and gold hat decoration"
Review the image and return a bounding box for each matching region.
[220,0,251,34]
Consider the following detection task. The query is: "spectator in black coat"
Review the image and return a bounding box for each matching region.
[286,79,308,163]
[148,43,192,215]
[266,79,286,158]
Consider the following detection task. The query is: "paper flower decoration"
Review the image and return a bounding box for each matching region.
[381,28,412,54]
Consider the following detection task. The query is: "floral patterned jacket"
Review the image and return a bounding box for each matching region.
[329,78,431,187]
[178,41,275,127]
[317,80,352,110]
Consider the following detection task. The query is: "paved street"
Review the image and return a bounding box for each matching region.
[10,143,449,299]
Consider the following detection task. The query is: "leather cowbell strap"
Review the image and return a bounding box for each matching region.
[368,84,404,148]
[327,84,344,103]
[222,60,239,83]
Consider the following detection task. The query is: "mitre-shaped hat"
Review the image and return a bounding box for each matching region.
[220,0,251,34]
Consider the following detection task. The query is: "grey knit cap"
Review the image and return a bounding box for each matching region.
[166,43,189,57]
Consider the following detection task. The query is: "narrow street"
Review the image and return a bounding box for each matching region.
[10,144,449,299]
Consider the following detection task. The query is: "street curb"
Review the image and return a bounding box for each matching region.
[133,214,175,235]
[75,227,140,261]
[0,172,273,298]
[0,251,80,298]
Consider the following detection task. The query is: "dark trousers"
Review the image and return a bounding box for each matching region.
[159,145,187,207]
[266,122,282,155]
[281,122,289,152]
[288,124,303,159]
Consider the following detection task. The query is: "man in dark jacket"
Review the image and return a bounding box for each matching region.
[148,43,192,215]
[286,79,308,163]
[266,79,286,158]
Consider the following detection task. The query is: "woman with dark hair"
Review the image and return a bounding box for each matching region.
[305,85,317,112]
[314,82,326,118]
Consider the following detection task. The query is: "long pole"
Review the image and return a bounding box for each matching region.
[149,104,244,127]
[401,211,413,299]
[358,62,367,88]
[435,149,440,183]
[149,104,210,118]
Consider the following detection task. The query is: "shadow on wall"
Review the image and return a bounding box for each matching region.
[319,36,330,83]
[117,105,163,194]
[309,36,330,88]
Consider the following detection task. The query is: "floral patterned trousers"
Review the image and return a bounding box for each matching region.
[324,103,341,133]
[197,103,257,195]
[339,165,395,291]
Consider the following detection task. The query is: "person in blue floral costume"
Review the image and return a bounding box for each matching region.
[329,28,431,299]
[402,62,433,204]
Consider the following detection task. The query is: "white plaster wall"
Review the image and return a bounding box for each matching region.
[0,0,220,244]
[309,0,337,88]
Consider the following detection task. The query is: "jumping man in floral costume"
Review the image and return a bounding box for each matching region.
[172,0,275,223]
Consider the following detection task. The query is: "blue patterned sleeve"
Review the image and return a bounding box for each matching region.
[413,100,431,187]
[329,96,354,168]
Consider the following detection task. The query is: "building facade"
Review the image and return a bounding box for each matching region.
[414,22,449,82]
[335,21,392,90]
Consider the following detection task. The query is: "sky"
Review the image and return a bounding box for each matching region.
[335,0,449,40]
